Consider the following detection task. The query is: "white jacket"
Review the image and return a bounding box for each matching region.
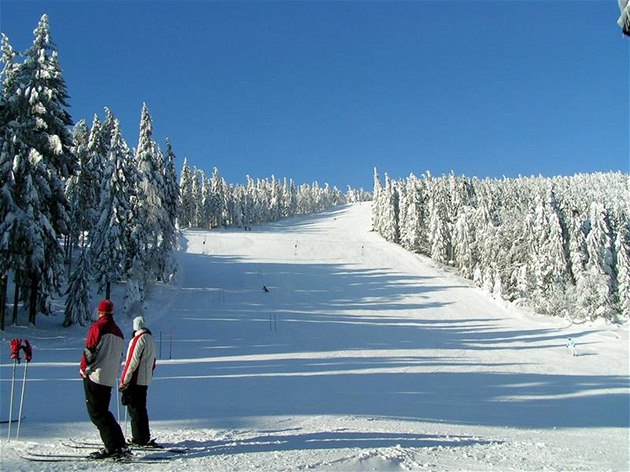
[120,329,156,387]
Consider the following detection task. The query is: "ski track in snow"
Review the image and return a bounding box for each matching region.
[0,203,628,471]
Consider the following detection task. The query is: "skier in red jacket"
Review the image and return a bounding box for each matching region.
[80,299,128,459]
[120,316,157,446]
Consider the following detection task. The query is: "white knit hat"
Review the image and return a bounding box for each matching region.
[133,316,145,331]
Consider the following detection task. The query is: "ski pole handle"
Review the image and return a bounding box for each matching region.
[21,340,32,362]
[10,338,21,362]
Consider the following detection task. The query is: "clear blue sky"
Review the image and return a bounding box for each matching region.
[1,0,628,190]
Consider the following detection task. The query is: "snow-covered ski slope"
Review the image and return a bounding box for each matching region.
[1,202,628,471]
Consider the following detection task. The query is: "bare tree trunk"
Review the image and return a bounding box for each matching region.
[12,280,19,325]
[64,234,70,260]
[67,237,74,279]
[29,274,38,326]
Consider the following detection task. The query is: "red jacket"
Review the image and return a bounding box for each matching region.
[80,314,124,387]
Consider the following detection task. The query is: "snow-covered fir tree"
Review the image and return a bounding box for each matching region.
[178,158,194,228]
[270,176,282,222]
[379,174,400,243]
[160,138,180,281]
[0,35,18,279]
[209,167,226,227]
[200,171,213,230]
[371,167,383,233]
[81,114,110,241]
[398,175,424,253]
[89,118,134,297]
[130,103,167,291]
[529,187,569,314]
[63,248,92,326]
[281,178,298,219]
[452,206,476,279]
[0,15,76,323]
[65,120,90,251]
[242,176,256,227]
[296,182,313,216]
[428,182,451,264]
[568,209,588,285]
[190,166,203,228]
[579,202,616,319]
[0,34,19,101]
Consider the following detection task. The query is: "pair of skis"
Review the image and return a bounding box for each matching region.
[20,439,188,463]
[21,452,171,464]
[65,438,189,453]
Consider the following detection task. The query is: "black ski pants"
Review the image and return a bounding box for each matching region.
[83,378,125,451]
[126,384,150,444]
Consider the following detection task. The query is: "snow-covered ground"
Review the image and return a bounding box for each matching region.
[1,203,628,471]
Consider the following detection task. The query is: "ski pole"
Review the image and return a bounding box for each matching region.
[15,362,29,440]
[116,369,121,424]
[7,359,18,440]
[7,338,21,441]
[16,340,32,440]
[114,353,123,424]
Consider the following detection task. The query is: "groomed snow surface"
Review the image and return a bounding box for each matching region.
[1,203,628,471]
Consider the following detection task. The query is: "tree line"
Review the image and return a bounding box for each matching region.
[372,168,630,322]
[178,164,370,230]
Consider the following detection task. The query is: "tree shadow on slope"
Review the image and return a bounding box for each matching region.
[171,252,598,355]
[174,429,500,459]
[153,368,629,429]
[172,252,465,354]
[151,251,629,431]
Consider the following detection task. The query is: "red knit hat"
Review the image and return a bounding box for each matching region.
[97,299,114,314]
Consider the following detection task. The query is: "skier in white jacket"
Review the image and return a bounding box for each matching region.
[120,316,157,446]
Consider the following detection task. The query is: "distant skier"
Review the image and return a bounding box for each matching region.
[120,316,157,447]
[566,337,578,357]
[619,0,630,36]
